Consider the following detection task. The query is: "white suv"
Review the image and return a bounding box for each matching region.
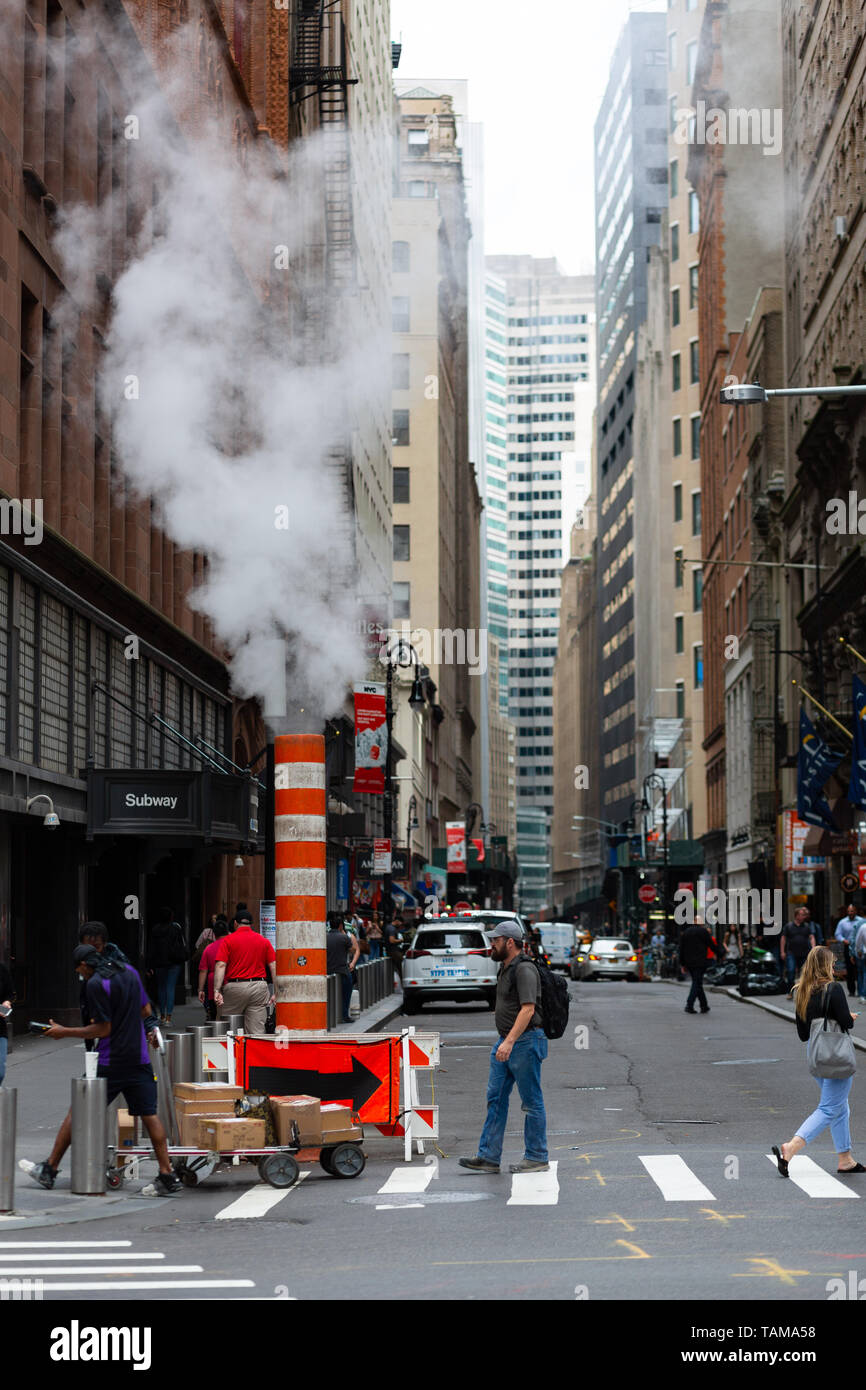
[402,924,498,1013]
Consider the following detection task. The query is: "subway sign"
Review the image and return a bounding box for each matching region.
[87,769,251,842]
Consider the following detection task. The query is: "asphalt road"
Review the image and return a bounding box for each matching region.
[8,977,866,1317]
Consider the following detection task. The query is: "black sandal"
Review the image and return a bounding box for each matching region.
[837,1162,866,1173]
[772,1145,789,1177]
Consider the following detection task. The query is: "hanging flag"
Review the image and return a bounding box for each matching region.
[353,683,387,794]
[797,707,842,830]
[850,676,866,809]
[446,822,467,871]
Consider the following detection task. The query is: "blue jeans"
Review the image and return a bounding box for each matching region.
[796,1072,853,1152]
[0,1036,7,1086]
[368,941,383,960]
[340,972,353,1022]
[857,956,866,998]
[155,965,180,1018]
[478,1030,548,1164]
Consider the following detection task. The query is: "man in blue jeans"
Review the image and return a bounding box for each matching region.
[459,921,549,1175]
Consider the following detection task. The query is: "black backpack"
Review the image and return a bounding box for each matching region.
[513,955,570,1040]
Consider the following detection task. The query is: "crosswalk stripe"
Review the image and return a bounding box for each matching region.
[639,1154,716,1201]
[765,1153,860,1198]
[0,1241,133,1249]
[0,1253,164,1262]
[0,1265,203,1276]
[215,1173,309,1220]
[507,1161,559,1206]
[377,1165,436,1195]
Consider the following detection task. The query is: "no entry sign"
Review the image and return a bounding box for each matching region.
[638,884,657,904]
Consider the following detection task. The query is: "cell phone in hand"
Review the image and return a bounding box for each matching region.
[0,1004,12,1018]
[29,1021,51,1034]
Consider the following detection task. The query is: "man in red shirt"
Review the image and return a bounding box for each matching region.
[212,911,277,1033]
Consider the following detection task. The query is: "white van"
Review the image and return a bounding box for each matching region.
[539,921,577,971]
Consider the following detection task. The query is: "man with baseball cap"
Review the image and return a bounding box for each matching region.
[20,946,181,1197]
[459,920,549,1174]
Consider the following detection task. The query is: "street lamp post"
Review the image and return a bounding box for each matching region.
[381,639,427,928]
[643,774,669,942]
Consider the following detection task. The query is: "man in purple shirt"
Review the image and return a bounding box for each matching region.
[20,946,181,1197]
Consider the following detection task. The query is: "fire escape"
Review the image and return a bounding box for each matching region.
[291,1,359,560]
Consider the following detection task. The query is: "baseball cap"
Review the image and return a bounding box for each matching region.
[236,911,253,925]
[72,945,101,968]
[488,920,524,941]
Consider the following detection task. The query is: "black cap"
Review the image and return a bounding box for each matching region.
[236,911,253,925]
[72,945,101,968]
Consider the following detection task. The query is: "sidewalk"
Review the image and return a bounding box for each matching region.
[1,989,404,1229]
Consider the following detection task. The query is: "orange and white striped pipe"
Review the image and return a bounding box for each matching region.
[274,733,327,1031]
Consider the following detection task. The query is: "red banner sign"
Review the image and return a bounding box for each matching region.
[234,1035,400,1125]
[353,683,387,794]
[446,822,466,871]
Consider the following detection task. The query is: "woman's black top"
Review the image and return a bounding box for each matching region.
[795,980,854,1042]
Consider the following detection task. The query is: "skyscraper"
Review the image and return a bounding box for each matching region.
[594,12,667,827]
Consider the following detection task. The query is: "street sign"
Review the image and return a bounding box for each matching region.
[235,1036,399,1124]
[858,866,866,890]
[638,884,657,904]
[790,869,815,894]
[373,838,392,874]
[259,899,276,949]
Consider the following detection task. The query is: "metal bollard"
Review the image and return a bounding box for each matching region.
[70,1077,108,1196]
[186,1024,213,1081]
[227,1014,244,1033]
[168,1031,196,1084]
[211,1020,229,1035]
[0,1088,16,1213]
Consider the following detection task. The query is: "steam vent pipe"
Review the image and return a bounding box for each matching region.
[274,734,327,1031]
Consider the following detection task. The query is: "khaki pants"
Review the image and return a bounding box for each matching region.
[219,980,270,1034]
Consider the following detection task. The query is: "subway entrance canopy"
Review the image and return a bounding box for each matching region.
[86,769,256,844]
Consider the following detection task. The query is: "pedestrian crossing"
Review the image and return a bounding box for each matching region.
[0,1239,256,1294]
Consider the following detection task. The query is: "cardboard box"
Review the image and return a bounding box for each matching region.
[174,1098,237,1117]
[178,1111,232,1147]
[320,1104,363,1142]
[199,1117,266,1150]
[270,1095,322,1147]
[116,1107,135,1149]
[173,1082,244,1102]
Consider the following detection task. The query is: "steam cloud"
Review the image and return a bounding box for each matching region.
[11,7,384,724]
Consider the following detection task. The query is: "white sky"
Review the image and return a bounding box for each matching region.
[390,0,667,274]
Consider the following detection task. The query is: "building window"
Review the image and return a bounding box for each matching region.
[676,680,685,718]
[393,467,409,503]
[675,615,684,653]
[671,287,680,327]
[688,190,700,234]
[407,181,427,197]
[671,222,680,262]
[407,128,429,151]
[393,352,410,390]
[393,525,410,562]
[686,40,698,84]
[393,582,410,619]
[690,414,701,460]
[668,32,678,70]
[392,296,410,332]
[689,264,698,309]
[693,643,704,688]
[392,409,410,446]
[392,241,410,272]
[689,339,699,384]
[673,417,682,456]
[669,94,679,134]
[692,567,702,611]
[673,482,682,521]
[672,353,681,392]
[670,158,679,197]
[692,489,702,535]
[674,548,684,587]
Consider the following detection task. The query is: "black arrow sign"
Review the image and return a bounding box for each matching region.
[249,1055,383,1111]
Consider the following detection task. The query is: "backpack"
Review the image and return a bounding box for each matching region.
[513,955,570,1040]
[166,922,189,966]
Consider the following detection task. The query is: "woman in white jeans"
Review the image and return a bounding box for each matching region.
[773,946,864,1176]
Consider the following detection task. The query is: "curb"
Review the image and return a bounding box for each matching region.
[722,986,866,1052]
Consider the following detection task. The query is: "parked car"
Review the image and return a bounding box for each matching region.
[401,924,498,1013]
[574,937,639,982]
